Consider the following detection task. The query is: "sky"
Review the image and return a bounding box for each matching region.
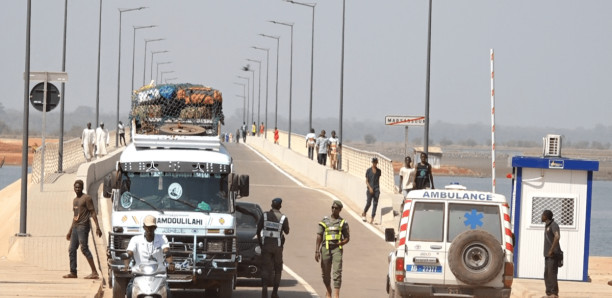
[2,0,612,137]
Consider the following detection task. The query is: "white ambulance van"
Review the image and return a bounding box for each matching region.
[385,184,514,298]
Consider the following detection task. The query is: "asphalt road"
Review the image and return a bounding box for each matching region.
[224,142,392,298]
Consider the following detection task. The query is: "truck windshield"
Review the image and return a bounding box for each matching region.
[116,172,229,213]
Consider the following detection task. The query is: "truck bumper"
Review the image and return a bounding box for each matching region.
[395,282,511,298]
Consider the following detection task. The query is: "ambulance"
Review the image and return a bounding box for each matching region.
[385,184,514,298]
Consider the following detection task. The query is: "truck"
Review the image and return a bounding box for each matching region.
[104,83,249,297]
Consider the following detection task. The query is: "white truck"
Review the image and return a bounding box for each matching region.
[385,184,514,298]
[104,83,248,297]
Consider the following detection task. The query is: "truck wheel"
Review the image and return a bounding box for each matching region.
[158,123,206,135]
[448,230,503,285]
[218,279,233,298]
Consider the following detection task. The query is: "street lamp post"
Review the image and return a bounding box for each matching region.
[338,0,346,170]
[270,21,294,148]
[58,0,68,172]
[424,0,433,154]
[95,0,102,127]
[156,61,172,82]
[116,6,147,147]
[150,50,168,83]
[252,46,269,138]
[241,67,255,126]
[160,70,174,83]
[131,25,156,93]
[259,34,280,129]
[246,58,261,135]
[234,82,246,123]
[237,75,250,125]
[143,38,164,85]
[284,0,316,132]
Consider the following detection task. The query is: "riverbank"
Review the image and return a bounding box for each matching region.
[0,138,57,166]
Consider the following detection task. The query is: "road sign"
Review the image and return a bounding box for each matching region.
[385,115,425,126]
[29,82,60,112]
[24,71,68,82]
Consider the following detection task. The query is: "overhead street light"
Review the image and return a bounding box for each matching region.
[150,50,168,83]
[237,75,250,125]
[284,0,316,132]
[160,70,174,82]
[131,25,156,92]
[116,6,147,147]
[259,34,281,129]
[143,38,164,85]
[246,58,262,134]
[234,82,247,123]
[241,66,255,126]
[156,61,172,82]
[269,20,294,148]
[252,46,270,138]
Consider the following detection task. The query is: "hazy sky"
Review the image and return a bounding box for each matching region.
[2,0,611,135]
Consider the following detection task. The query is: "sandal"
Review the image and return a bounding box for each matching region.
[62,273,77,278]
[83,273,99,280]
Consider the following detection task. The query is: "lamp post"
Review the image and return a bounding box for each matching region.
[150,50,168,83]
[234,82,247,123]
[284,0,316,132]
[58,0,68,172]
[116,6,147,147]
[143,38,164,85]
[237,75,250,125]
[95,0,102,127]
[131,25,156,93]
[252,46,269,138]
[269,21,294,148]
[246,58,261,135]
[424,0,433,154]
[160,70,174,83]
[259,34,280,129]
[156,61,172,82]
[241,66,255,126]
[338,0,346,170]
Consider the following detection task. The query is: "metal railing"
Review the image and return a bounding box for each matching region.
[265,130,395,193]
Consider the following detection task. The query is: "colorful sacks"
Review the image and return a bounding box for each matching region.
[132,105,161,119]
[137,88,160,103]
[159,85,176,100]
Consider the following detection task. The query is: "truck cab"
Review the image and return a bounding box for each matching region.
[385,185,514,298]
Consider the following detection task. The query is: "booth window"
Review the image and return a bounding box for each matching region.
[530,196,575,227]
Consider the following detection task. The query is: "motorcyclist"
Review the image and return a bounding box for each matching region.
[124,215,174,298]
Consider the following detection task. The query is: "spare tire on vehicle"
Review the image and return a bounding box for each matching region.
[447,230,504,285]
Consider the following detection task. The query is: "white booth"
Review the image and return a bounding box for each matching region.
[510,136,599,281]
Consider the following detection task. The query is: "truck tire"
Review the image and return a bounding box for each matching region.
[158,123,205,136]
[218,279,233,298]
[447,230,503,285]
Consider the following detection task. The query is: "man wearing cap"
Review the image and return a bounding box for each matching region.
[95,122,109,159]
[362,157,382,224]
[257,198,290,298]
[64,179,103,279]
[316,200,350,298]
[124,215,173,298]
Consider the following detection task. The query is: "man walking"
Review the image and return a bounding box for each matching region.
[542,210,561,298]
[362,157,381,224]
[328,131,341,170]
[414,152,434,189]
[81,122,95,162]
[118,121,126,146]
[306,128,316,160]
[63,180,102,279]
[257,198,290,298]
[315,200,350,298]
[315,130,329,166]
[95,122,109,158]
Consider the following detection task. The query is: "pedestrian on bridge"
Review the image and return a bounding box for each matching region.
[81,122,95,162]
[95,122,109,158]
[63,180,102,279]
[315,200,350,298]
[306,128,316,160]
[362,157,381,224]
[257,198,290,298]
[315,130,329,166]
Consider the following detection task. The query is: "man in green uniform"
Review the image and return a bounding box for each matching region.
[257,198,290,298]
[315,200,350,298]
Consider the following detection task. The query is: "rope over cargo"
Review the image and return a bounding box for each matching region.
[130,83,224,136]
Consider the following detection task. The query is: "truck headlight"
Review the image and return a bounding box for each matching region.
[207,241,224,252]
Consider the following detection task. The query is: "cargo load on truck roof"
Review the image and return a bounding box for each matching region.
[130,83,224,137]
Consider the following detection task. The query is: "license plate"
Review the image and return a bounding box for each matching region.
[406,265,442,273]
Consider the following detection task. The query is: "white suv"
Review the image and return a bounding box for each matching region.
[385,185,514,298]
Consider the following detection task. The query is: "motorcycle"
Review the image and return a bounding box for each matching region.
[120,253,171,298]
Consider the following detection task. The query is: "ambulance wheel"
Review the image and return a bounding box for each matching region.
[448,230,504,285]
[159,123,206,135]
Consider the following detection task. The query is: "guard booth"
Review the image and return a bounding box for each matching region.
[511,135,599,281]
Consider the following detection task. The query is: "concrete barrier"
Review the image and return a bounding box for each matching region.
[76,149,123,195]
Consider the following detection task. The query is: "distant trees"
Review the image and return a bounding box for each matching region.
[364,134,376,144]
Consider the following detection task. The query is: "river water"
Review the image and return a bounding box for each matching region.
[0,165,28,189]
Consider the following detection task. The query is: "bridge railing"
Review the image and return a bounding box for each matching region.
[258,129,395,194]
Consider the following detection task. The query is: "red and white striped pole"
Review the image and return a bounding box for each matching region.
[490,49,496,193]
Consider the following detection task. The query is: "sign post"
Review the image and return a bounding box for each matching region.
[26,72,68,191]
[385,115,425,157]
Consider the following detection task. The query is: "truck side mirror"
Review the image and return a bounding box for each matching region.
[385,228,396,242]
[239,175,249,197]
[229,173,239,191]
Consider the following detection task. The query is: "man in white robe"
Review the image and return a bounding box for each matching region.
[95,122,109,158]
[81,122,96,162]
